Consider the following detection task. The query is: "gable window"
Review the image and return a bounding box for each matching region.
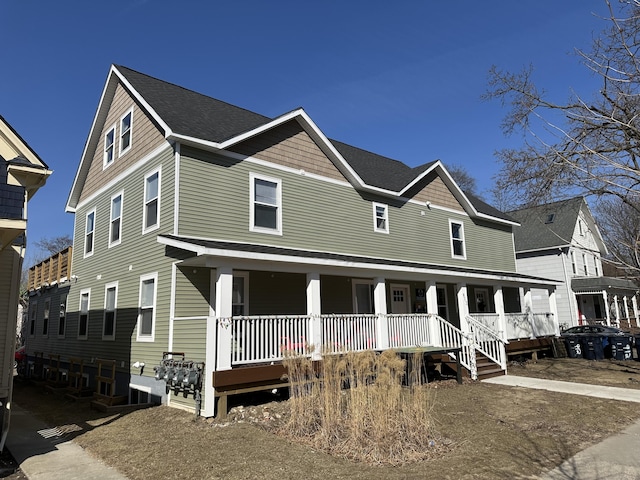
[578,219,584,236]
[545,213,555,224]
[79,289,90,340]
[119,109,133,156]
[449,220,466,259]
[58,294,67,337]
[29,302,37,337]
[103,282,117,340]
[373,203,389,233]
[137,273,157,341]
[143,169,160,233]
[110,192,123,247]
[250,173,281,234]
[85,209,95,257]
[570,250,577,275]
[42,298,50,337]
[103,125,116,167]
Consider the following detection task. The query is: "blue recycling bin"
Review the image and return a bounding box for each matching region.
[581,336,604,360]
[564,336,583,358]
[609,336,633,361]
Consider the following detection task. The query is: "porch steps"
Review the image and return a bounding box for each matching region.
[439,352,505,380]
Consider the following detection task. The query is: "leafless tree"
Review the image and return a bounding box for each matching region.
[447,163,479,196]
[485,0,640,273]
[32,234,73,257]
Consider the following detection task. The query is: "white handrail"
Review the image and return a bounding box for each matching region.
[466,315,507,371]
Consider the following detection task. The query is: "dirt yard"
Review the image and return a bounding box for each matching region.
[7,357,640,480]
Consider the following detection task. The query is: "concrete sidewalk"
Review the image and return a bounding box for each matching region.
[484,375,640,479]
[5,405,127,480]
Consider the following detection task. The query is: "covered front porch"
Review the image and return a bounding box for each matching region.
[572,277,640,329]
[160,235,559,417]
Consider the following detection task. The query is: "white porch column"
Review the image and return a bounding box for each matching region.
[307,272,322,360]
[425,280,441,347]
[603,290,610,326]
[633,295,640,328]
[623,296,631,328]
[215,267,234,371]
[613,295,621,327]
[522,287,535,337]
[456,283,470,333]
[493,286,507,341]
[374,277,389,349]
[548,287,560,336]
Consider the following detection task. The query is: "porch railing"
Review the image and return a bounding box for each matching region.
[505,312,557,340]
[221,313,478,377]
[466,315,507,372]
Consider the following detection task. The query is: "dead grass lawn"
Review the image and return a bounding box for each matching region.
[11,357,640,480]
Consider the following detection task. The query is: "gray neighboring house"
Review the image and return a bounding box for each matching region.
[509,197,639,329]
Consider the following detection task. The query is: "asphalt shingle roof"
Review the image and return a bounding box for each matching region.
[508,197,585,252]
[115,65,511,223]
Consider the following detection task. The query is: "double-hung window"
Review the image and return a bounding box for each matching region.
[42,298,50,337]
[143,169,160,233]
[29,302,37,337]
[250,173,281,234]
[110,192,123,247]
[119,109,133,156]
[570,251,577,275]
[103,282,117,340]
[78,289,90,340]
[103,125,116,168]
[449,220,466,259]
[58,294,67,338]
[582,253,589,275]
[137,273,157,341]
[373,203,389,233]
[85,210,95,257]
[593,255,600,276]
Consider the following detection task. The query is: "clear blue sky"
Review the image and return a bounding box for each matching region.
[1,1,613,263]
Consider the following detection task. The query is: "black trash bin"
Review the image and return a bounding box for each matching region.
[581,336,604,360]
[635,335,640,361]
[609,336,633,361]
[564,336,583,358]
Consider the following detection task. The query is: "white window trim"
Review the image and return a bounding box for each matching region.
[352,279,375,314]
[118,108,133,158]
[103,123,116,169]
[42,298,50,338]
[58,294,67,339]
[249,172,282,235]
[570,250,577,275]
[594,254,600,276]
[137,272,158,342]
[143,168,161,234]
[109,191,124,248]
[84,209,96,258]
[449,219,467,260]
[29,301,37,337]
[373,202,389,234]
[103,281,118,341]
[233,272,250,316]
[78,288,91,340]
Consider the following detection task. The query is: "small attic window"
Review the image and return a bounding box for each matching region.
[545,213,555,224]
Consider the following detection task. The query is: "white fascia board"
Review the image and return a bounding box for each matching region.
[516,244,571,255]
[157,235,558,287]
[67,65,174,212]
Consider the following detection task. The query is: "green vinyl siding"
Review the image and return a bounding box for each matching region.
[62,147,176,374]
[174,266,211,318]
[246,271,306,315]
[170,318,207,410]
[178,147,516,273]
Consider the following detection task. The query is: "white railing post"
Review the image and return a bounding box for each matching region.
[603,290,611,326]
[202,315,217,417]
[215,267,233,371]
[307,273,322,360]
[633,296,640,328]
[374,277,389,349]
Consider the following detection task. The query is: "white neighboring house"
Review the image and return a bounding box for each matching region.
[509,197,639,330]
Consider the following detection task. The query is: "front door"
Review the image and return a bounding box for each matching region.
[436,285,449,320]
[390,284,410,314]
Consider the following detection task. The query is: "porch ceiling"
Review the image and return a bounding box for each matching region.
[159,234,559,288]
